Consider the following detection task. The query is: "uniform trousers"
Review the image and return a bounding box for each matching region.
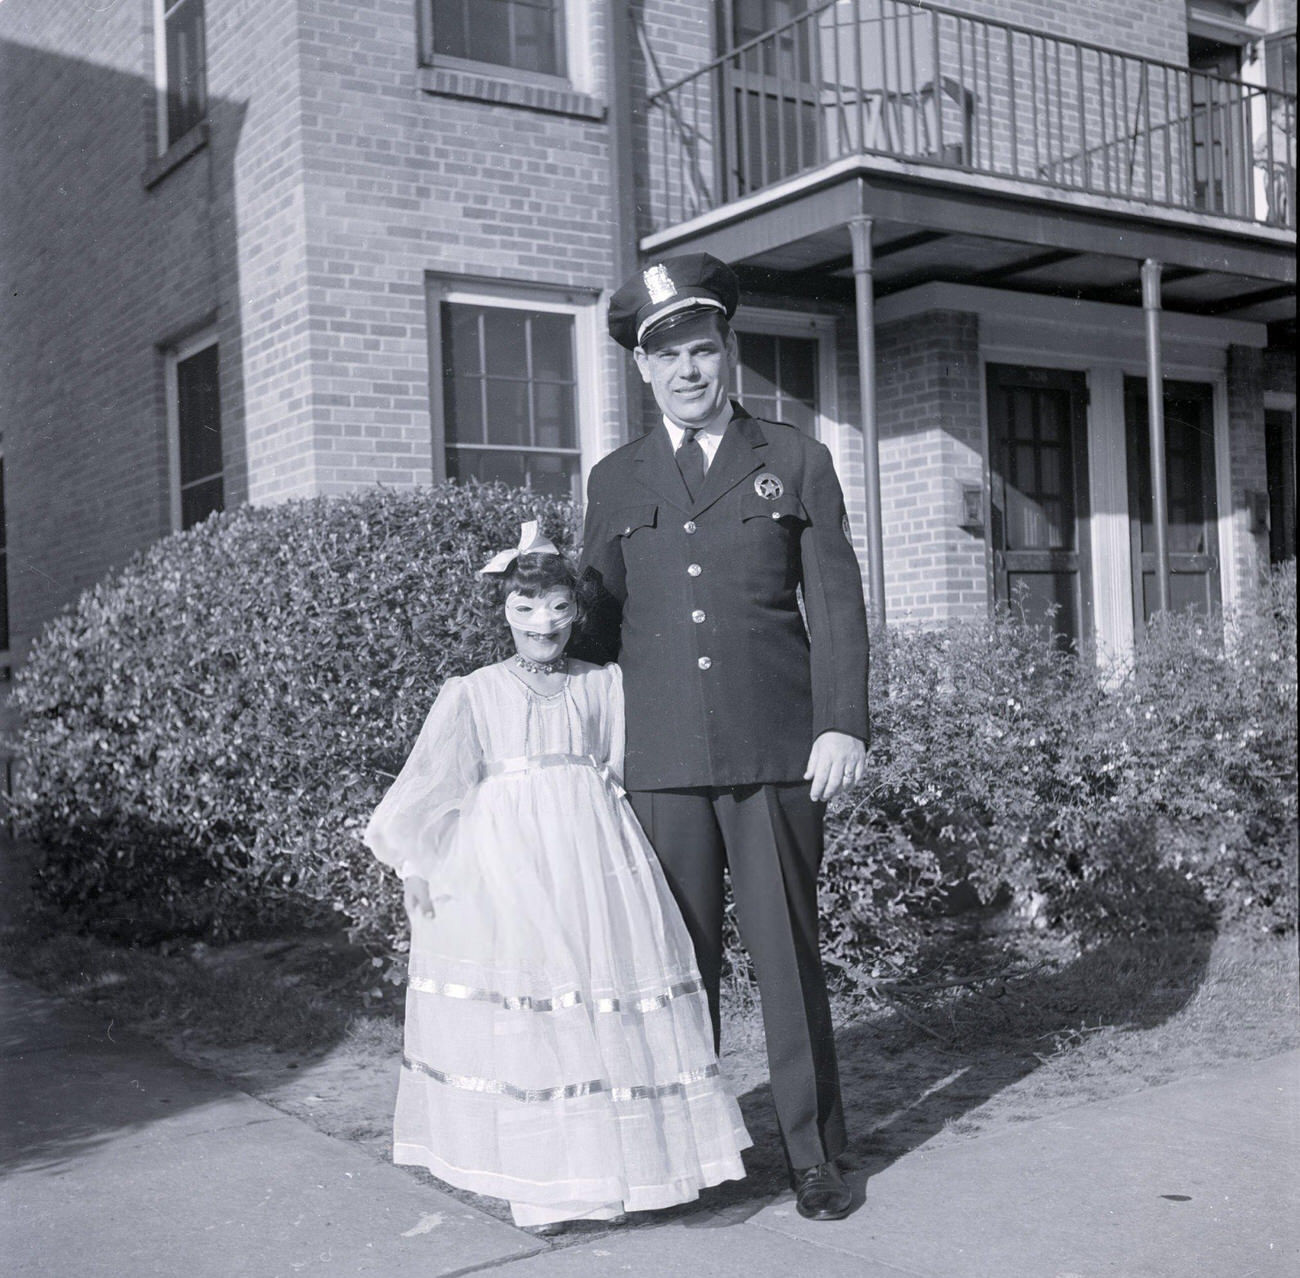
[628,782,846,1171]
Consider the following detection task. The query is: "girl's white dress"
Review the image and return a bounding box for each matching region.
[364,660,750,1226]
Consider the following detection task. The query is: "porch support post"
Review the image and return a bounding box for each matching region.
[850,213,886,627]
[1141,258,1172,615]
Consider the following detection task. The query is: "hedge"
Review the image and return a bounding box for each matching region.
[7,484,1295,982]
[7,484,578,951]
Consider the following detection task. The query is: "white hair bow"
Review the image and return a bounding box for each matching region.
[477,520,561,575]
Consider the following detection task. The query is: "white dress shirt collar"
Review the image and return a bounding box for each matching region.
[662,400,733,470]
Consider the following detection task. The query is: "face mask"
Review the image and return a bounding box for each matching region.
[504,590,575,637]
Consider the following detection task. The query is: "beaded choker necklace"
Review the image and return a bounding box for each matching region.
[514,654,567,676]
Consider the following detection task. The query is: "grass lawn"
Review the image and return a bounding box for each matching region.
[2,836,1295,1227]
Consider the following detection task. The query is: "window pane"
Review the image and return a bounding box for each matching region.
[181,476,223,529]
[176,344,222,486]
[513,0,560,75]
[432,0,563,76]
[526,451,576,498]
[482,310,530,380]
[165,0,207,144]
[529,313,573,381]
[741,333,778,402]
[485,380,530,446]
[533,382,575,448]
[443,304,483,375]
[467,3,513,71]
[445,374,484,444]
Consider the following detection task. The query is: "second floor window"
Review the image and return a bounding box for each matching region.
[423,0,566,79]
[161,0,207,147]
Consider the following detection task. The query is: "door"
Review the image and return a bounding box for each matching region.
[987,365,1092,648]
[1124,378,1220,622]
[722,0,822,197]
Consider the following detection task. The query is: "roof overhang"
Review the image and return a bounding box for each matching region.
[641,164,1296,331]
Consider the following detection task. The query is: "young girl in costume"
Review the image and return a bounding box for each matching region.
[364,522,750,1233]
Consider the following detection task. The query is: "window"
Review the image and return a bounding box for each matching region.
[731,331,819,433]
[421,0,566,78]
[436,302,579,497]
[168,340,224,529]
[157,0,207,149]
[429,281,602,500]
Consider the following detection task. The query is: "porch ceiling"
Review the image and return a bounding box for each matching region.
[646,170,1296,335]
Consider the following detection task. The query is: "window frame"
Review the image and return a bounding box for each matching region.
[426,277,604,501]
[153,0,209,156]
[417,0,594,95]
[731,305,838,448]
[165,331,224,532]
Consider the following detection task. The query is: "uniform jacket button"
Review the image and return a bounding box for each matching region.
[770,511,781,520]
[687,563,702,576]
[691,610,706,623]
[683,520,697,533]
[697,656,712,670]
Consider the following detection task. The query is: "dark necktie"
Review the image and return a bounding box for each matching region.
[675,427,705,501]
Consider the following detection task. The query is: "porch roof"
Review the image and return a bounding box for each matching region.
[640,165,1296,334]
[639,0,1296,336]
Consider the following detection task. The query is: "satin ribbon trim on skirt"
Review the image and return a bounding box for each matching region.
[402,1054,720,1103]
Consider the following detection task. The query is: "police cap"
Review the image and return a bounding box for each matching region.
[608,253,740,350]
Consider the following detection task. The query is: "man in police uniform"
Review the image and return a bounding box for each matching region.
[579,254,869,1221]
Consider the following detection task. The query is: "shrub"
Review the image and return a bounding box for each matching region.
[9,480,1294,980]
[7,484,578,952]
[820,562,1297,970]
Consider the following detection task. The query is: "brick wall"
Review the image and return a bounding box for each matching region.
[954,0,1188,63]
[876,310,987,624]
[0,1,230,655]
[291,0,621,496]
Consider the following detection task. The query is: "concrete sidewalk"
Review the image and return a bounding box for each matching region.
[2,970,1296,1278]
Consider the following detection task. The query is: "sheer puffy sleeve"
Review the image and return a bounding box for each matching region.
[363,676,482,881]
[601,662,626,789]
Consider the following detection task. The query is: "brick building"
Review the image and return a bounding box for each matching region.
[1,0,1295,675]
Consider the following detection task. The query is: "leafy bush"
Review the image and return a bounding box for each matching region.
[7,484,578,950]
[820,562,1298,971]
[8,476,1294,982]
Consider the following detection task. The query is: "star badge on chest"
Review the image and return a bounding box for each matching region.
[754,472,784,500]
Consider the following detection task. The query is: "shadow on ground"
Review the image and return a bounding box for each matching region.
[626,873,1219,1230]
[0,835,364,1179]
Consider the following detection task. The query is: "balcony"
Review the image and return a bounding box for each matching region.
[644,0,1297,237]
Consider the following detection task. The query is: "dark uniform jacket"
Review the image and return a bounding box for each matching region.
[579,404,870,790]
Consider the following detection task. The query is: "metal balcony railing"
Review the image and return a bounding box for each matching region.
[644,0,1297,234]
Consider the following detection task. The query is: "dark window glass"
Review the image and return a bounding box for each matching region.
[1265,409,1296,564]
[164,0,207,146]
[176,344,224,528]
[428,0,565,78]
[733,332,818,433]
[439,301,580,498]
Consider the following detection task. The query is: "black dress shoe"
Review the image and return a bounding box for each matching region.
[792,1161,852,1221]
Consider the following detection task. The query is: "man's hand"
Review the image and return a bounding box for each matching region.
[403,875,436,922]
[804,731,867,802]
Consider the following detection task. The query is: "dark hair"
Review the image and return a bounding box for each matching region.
[491,552,591,630]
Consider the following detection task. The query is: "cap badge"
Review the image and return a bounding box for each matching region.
[643,264,677,305]
[755,473,784,500]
